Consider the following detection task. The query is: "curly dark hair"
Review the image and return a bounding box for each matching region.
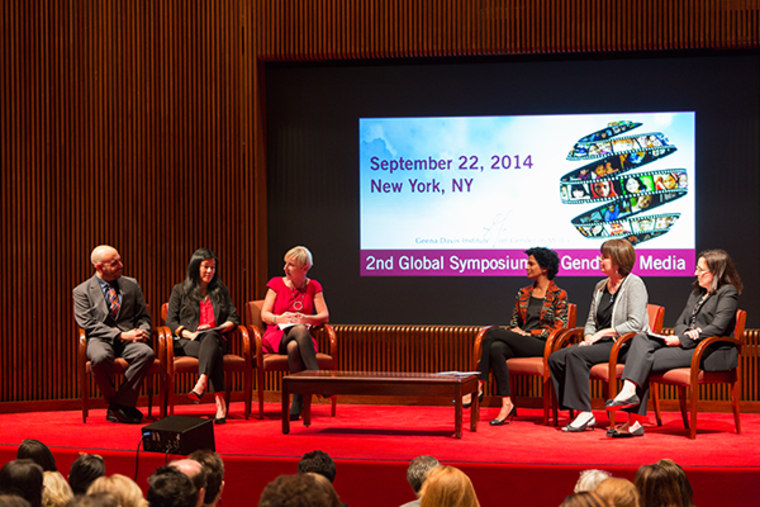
[297,450,336,483]
[524,247,560,280]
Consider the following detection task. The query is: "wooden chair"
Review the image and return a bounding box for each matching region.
[160,303,253,419]
[589,303,665,426]
[77,326,164,422]
[471,303,577,425]
[244,300,338,419]
[650,309,746,439]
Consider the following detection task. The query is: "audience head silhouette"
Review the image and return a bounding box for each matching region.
[147,467,198,507]
[0,460,44,507]
[68,454,106,496]
[258,473,340,507]
[16,441,56,473]
[418,465,479,507]
[297,451,336,483]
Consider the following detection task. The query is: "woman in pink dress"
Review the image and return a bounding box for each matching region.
[260,246,330,420]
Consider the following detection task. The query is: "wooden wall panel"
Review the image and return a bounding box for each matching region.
[2,0,257,404]
[253,0,760,60]
[1,0,758,408]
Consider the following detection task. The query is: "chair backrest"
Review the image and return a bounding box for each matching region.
[245,300,265,329]
[160,303,168,325]
[647,304,665,333]
[567,303,577,329]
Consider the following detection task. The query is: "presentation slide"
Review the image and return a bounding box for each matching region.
[360,112,695,277]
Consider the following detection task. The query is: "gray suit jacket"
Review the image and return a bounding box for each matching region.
[672,283,739,370]
[73,274,151,344]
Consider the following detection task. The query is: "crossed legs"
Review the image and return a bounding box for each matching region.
[280,325,319,417]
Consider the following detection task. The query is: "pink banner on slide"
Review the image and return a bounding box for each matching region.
[360,249,695,277]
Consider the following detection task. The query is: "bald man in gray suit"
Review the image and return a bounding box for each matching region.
[73,245,155,423]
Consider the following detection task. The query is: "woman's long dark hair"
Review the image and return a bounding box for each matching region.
[695,249,743,295]
[183,248,224,305]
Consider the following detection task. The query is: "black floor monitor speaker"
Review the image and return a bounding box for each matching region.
[142,416,215,455]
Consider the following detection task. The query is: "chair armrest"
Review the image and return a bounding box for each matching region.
[607,331,636,379]
[543,327,570,361]
[151,327,164,366]
[322,323,338,364]
[690,335,743,376]
[472,326,495,371]
[228,324,252,362]
[553,327,584,352]
[157,326,174,374]
[78,327,87,375]
[247,325,265,370]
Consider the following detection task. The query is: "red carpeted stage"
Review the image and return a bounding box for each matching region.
[2,401,759,506]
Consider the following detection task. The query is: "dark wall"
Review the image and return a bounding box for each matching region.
[265,53,760,326]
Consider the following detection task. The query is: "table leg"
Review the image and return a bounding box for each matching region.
[471,382,478,432]
[282,380,290,435]
[454,384,463,439]
[303,393,312,427]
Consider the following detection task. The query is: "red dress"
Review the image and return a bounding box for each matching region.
[261,277,323,353]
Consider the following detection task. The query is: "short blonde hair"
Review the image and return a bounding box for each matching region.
[595,477,639,507]
[87,474,147,507]
[574,469,611,493]
[285,246,313,269]
[419,466,480,507]
[42,471,73,507]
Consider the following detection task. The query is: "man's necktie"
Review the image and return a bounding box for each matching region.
[108,285,120,317]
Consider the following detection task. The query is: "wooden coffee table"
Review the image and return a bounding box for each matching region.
[281,370,479,438]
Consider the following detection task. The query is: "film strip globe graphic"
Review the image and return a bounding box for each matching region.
[560,121,688,245]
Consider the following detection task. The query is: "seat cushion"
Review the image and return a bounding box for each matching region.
[589,362,624,381]
[222,354,246,369]
[652,368,737,386]
[260,353,334,371]
[173,356,199,372]
[506,357,544,376]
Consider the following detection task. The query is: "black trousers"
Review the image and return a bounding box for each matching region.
[620,332,696,415]
[176,331,226,393]
[548,338,623,412]
[87,337,156,408]
[477,327,547,396]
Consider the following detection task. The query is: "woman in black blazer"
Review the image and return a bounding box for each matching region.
[167,248,240,423]
[605,249,742,437]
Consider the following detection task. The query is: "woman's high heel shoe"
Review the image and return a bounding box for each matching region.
[562,415,596,432]
[462,391,484,409]
[489,406,517,426]
[188,390,204,403]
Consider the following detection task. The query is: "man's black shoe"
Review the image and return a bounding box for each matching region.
[107,404,142,424]
[122,405,143,423]
[106,406,121,423]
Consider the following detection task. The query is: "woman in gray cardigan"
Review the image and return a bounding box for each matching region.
[549,238,649,432]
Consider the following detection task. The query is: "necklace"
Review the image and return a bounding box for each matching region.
[289,279,308,311]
